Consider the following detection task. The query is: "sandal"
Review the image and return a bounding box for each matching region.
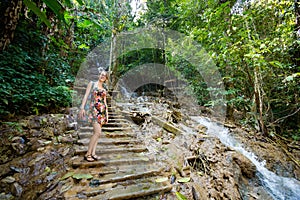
[91,155,101,161]
[84,155,95,162]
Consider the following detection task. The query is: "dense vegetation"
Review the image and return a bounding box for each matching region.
[0,0,299,139]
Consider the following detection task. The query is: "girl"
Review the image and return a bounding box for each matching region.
[79,71,109,162]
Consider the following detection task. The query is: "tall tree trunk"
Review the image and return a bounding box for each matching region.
[254,66,267,135]
[0,0,23,51]
[296,0,300,36]
[109,30,118,90]
[225,80,235,121]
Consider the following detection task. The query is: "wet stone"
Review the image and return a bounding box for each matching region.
[233,152,256,178]
[1,176,15,184]
[89,179,101,187]
[11,182,23,197]
[0,193,14,200]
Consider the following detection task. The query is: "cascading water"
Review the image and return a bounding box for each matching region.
[231,0,253,15]
[192,116,300,200]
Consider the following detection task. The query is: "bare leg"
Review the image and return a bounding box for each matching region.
[86,122,102,158]
[91,122,102,156]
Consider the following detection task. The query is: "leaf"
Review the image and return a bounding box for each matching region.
[78,44,89,49]
[3,99,8,105]
[155,177,168,183]
[175,192,188,200]
[269,61,284,68]
[177,177,190,183]
[283,73,299,83]
[61,172,75,180]
[64,0,72,7]
[42,0,65,20]
[77,19,93,28]
[74,0,84,5]
[23,0,51,28]
[72,173,93,180]
[44,166,51,173]
[197,171,203,176]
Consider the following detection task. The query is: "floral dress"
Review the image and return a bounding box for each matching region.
[87,84,108,125]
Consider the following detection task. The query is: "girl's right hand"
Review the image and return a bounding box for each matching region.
[79,109,85,119]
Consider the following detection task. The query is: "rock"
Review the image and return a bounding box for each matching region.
[11,137,27,155]
[59,135,76,144]
[11,182,23,197]
[0,193,14,200]
[191,183,208,200]
[10,166,30,174]
[152,116,183,134]
[224,123,236,128]
[28,116,41,129]
[233,152,256,178]
[196,124,207,133]
[60,147,71,157]
[29,129,42,137]
[67,122,78,130]
[1,176,15,184]
[45,172,58,182]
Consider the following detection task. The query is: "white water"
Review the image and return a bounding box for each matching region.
[192,116,300,200]
[231,0,253,15]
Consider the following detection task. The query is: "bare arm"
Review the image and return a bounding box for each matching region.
[79,82,93,119]
[80,81,93,109]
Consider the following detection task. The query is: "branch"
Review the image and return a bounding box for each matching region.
[272,107,300,124]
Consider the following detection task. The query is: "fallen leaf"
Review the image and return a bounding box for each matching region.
[60,172,75,180]
[175,191,188,200]
[72,173,93,180]
[155,177,168,182]
[177,177,190,183]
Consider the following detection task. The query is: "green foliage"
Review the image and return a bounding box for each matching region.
[175,191,188,200]
[1,0,135,118]
[2,0,299,138]
[23,0,51,27]
[141,0,299,136]
[0,22,74,117]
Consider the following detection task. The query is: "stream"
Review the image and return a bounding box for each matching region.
[192,116,300,200]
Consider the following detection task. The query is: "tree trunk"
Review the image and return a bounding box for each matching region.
[0,0,23,51]
[296,0,300,36]
[109,30,117,90]
[254,66,267,135]
[225,80,235,122]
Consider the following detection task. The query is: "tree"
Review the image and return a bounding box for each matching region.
[0,0,23,51]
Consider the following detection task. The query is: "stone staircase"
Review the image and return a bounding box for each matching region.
[63,96,172,199]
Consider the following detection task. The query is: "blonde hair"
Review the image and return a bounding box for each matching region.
[99,71,109,81]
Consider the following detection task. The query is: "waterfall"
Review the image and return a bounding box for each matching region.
[231,0,253,15]
[192,117,300,200]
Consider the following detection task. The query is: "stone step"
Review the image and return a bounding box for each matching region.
[92,166,162,185]
[68,162,164,177]
[78,131,137,139]
[102,122,130,128]
[75,143,143,153]
[105,118,130,123]
[76,151,150,162]
[108,113,125,119]
[64,177,172,199]
[93,183,172,200]
[72,154,151,168]
[77,137,140,146]
[75,146,147,155]
[79,122,131,129]
[67,103,173,199]
[78,126,131,132]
